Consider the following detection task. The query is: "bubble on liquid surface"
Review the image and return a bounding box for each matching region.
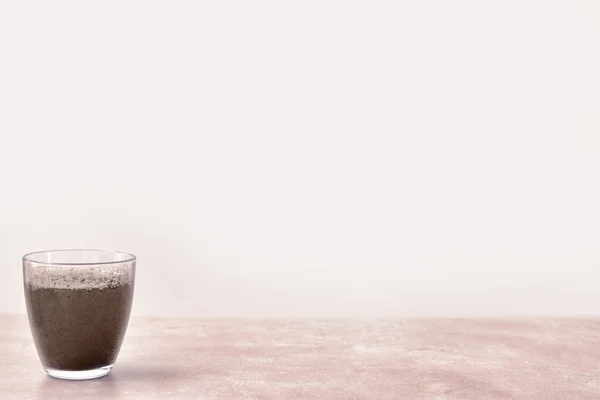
[25,262,134,290]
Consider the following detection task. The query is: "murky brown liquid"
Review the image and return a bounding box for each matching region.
[25,283,134,370]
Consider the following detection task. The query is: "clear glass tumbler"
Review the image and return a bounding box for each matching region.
[23,249,136,380]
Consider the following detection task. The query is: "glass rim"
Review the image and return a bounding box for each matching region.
[22,249,137,266]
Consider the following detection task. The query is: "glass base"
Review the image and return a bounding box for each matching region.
[45,365,113,380]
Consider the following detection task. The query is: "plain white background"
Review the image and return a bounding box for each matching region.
[0,1,599,317]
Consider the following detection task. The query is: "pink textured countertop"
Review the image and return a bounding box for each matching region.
[1,314,600,399]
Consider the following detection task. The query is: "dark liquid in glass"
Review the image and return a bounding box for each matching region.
[24,283,134,371]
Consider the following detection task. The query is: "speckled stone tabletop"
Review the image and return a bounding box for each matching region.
[1,314,600,399]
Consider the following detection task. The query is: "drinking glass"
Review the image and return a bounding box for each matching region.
[23,249,136,380]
